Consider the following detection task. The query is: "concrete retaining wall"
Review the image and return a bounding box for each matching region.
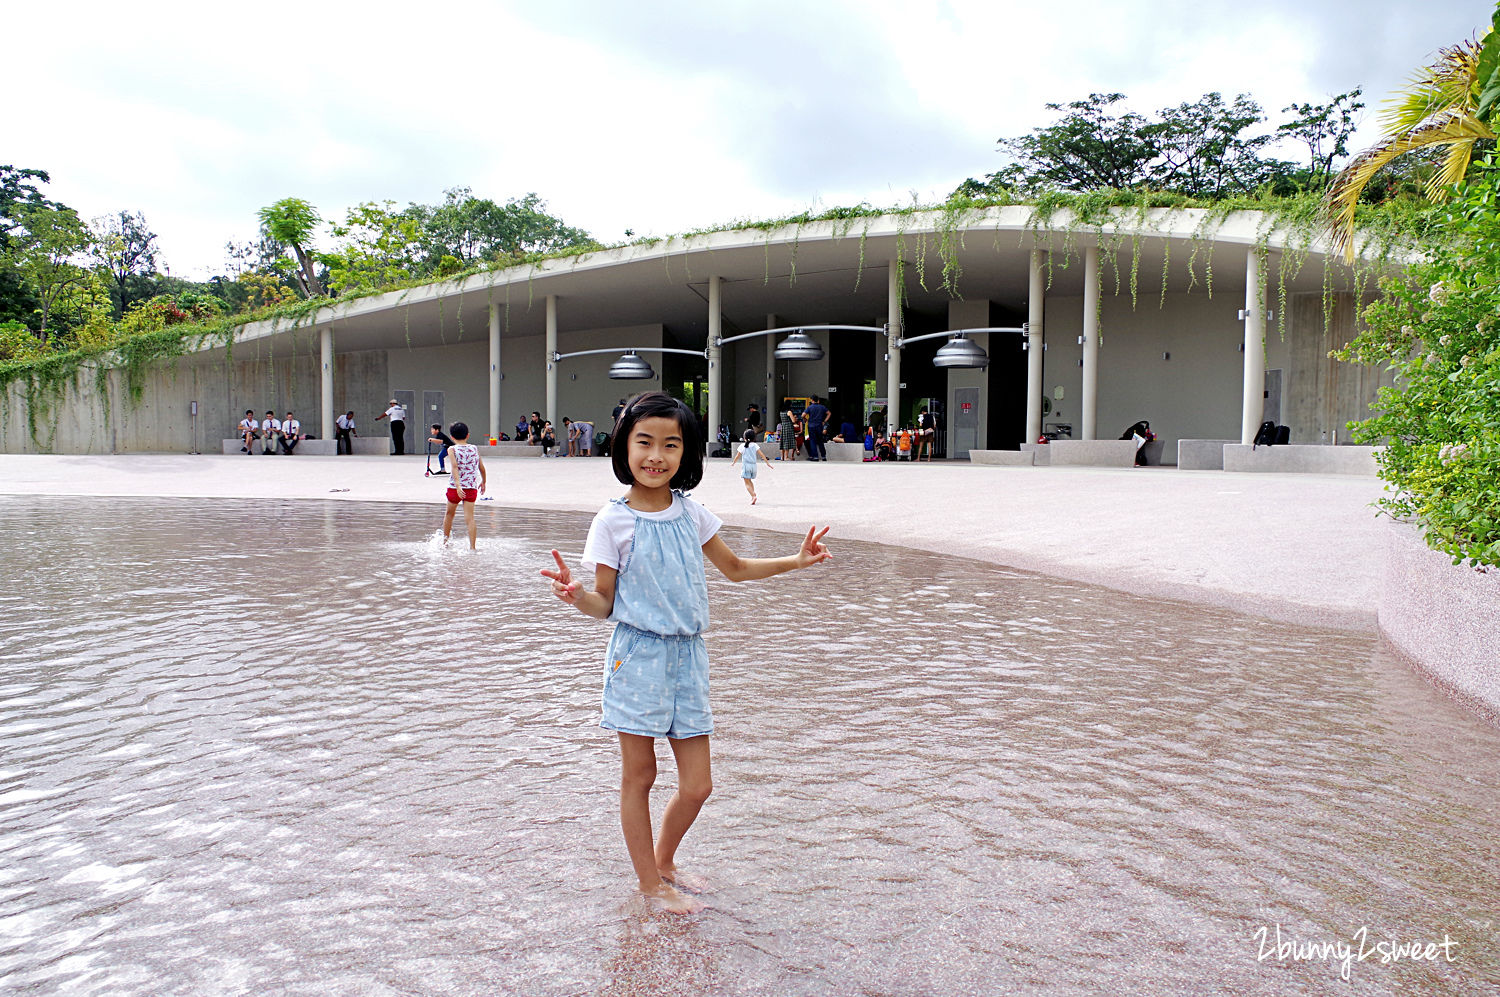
[1379,522,1500,722]
[1178,439,1238,470]
[1,345,390,455]
[969,449,1034,466]
[1223,444,1380,475]
[1048,439,1137,467]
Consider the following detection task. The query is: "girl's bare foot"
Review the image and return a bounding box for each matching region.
[751,494,757,505]
[641,881,704,914]
[657,864,709,892]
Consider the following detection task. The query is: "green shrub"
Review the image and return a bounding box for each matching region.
[0,320,44,362]
[1337,158,1500,567]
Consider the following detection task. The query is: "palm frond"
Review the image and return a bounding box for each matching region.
[1326,110,1494,259]
[1379,41,1483,132]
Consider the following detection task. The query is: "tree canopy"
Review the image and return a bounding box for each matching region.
[957,89,1366,200]
[0,172,596,361]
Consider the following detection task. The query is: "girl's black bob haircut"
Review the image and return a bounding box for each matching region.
[611,391,704,490]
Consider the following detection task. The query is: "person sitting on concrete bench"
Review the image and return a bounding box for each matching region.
[238,410,258,454]
[261,411,281,456]
[280,412,303,454]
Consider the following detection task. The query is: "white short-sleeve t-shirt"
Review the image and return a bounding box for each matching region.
[582,492,722,574]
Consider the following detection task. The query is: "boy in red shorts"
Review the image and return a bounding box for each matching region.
[441,422,487,549]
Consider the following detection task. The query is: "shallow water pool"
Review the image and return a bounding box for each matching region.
[0,497,1496,995]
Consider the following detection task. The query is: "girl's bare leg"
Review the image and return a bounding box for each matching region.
[462,501,477,549]
[655,734,712,886]
[742,478,755,503]
[618,733,699,912]
[442,502,458,542]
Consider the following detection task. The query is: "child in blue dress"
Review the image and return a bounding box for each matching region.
[729,428,772,504]
[541,392,830,913]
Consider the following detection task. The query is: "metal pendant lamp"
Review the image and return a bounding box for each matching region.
[608,350,655,379]
[773,330,825,361]
[932,333,989,369]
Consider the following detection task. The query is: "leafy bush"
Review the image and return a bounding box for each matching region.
[1337,157,1500,567]
[0,319,44,362]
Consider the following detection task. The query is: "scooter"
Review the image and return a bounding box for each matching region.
[424,440,445,477]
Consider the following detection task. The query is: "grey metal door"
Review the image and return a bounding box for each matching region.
[1262,369,1282,427]
[953,387,979,457]
[423,391,445,452]
[394,389,416,454]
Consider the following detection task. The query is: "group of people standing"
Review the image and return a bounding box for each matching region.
[237,410,304,455]
[513,411,597,457]
[756,396,843,462]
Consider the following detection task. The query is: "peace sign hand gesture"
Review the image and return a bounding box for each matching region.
[541,549,582,604]
[796,526,832,569]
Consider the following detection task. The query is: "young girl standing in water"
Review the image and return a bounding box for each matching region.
[542,392,830,913]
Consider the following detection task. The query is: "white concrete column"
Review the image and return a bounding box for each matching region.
[1081,245,1100,441]
[1026,250,1046,444]
[319,325,333,441]
[545,294,558,428]
[488,303,501,443]
[707,275,723,453]
[1241,249,1267,444]
[887,260,902,433]
[765,312,777,415]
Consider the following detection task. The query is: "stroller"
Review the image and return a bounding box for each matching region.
[711,424,732,459]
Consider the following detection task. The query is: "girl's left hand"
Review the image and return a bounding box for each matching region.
[796,526,832,568]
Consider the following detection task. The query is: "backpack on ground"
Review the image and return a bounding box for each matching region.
[1252,421,1277,449]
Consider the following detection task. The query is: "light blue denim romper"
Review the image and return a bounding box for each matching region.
[739,443,759,480]
[601,494,713,739]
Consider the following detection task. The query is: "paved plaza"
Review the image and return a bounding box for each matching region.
[0,453,1389,631]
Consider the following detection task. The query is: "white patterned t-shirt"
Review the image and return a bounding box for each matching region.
[450,444,481,489]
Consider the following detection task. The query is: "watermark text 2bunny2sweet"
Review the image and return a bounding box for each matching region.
[1254,924,1458,982]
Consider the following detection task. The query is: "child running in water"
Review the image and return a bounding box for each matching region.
[729,428,772,504]
[541,392,830,913]
[442,422,487,548]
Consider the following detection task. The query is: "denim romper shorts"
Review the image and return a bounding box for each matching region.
[601,495,713,739]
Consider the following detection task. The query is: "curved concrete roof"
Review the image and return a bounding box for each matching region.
[218,205,1382,358]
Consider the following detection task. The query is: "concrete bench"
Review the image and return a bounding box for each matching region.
[477,442,544,458]
[1048,439,1138,467]
[824,442,867,462]
[1178,439,1238,470]
[222,438,333,455]
[969,449,1035,466]
[1020,442,1051,466]
[1223,444,1381,475]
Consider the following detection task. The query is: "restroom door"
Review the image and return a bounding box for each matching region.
[424,391,445,449]
[394,389,416,454]
[953,387,979,458]
[1262,369,1282,426]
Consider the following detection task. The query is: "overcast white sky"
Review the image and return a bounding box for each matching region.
[8,0,1490,278]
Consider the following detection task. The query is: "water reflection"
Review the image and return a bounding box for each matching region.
[0,497,1496,995]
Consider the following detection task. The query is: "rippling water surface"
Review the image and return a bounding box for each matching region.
[1,497,1497,995]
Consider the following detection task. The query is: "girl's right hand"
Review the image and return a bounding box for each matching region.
[541,549,581,603]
